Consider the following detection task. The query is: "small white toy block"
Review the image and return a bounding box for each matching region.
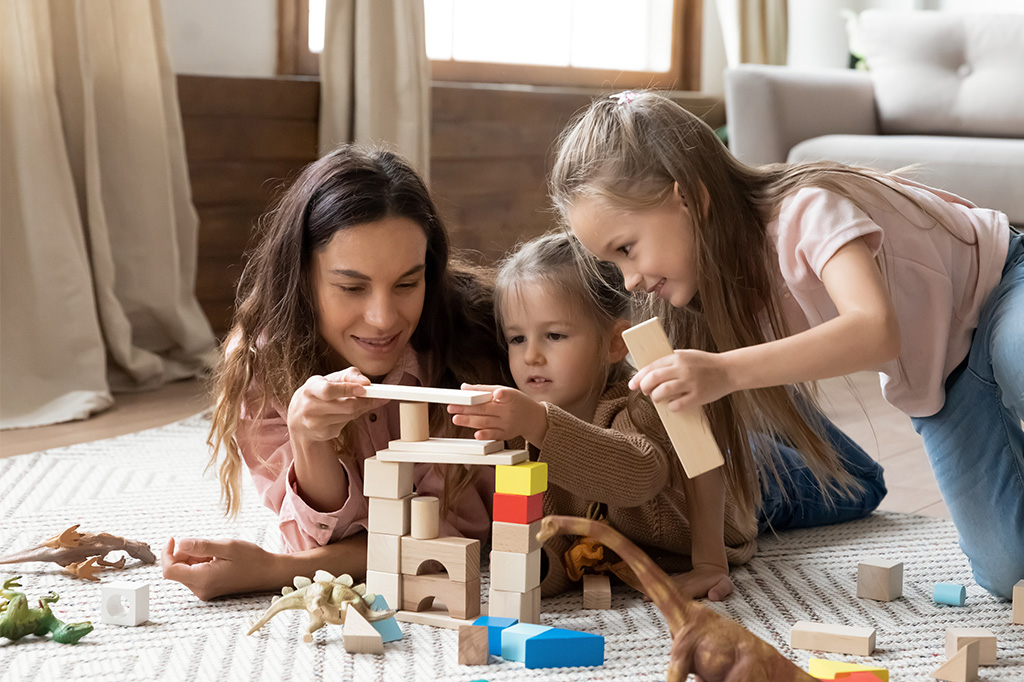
[388,437,503,455]
[808,658,888,680]
[342,605,384,654]
[399,401,430,442]
[492,520,541,554]
[365,570,402,609]
[394,605,486,630]
[488,586,541,624]
[932,640,979,682]
[790,621,876,656]
[583,574,612,610]
[411,495,440,539]
[100,582,149,626]
[402,573,481,620]
[1014,579,1024,624]
[367,532,402,573]
[945,628,996,665]
[458,624,490,665]
[622,318,724,478]
[495,461,548,496]
[490,549,541,593]
[367,494,413,535]
[375,448,528,466]
[362,457,414,500]
[401,536,481,582]
[857,557,903,601]
[362,383,492,405]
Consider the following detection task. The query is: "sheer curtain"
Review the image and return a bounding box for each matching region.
[318,0,430,177]
[1,0,217,429]
[716,0,789,67]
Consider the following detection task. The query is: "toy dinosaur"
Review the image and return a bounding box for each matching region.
[247,570,395,643]
[537,516,816,682]
[0,525,155,581]
[0,576,93,644]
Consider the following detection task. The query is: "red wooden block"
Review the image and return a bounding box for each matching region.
[493,492,543,524]
[834,673,886,681]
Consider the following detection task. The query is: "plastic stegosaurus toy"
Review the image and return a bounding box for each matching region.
[0,576,93,644]
[247,570,394,643]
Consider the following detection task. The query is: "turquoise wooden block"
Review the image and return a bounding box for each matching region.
[370,595,404,643]
[500,623,551,662]
[524,627,604,669]
[472,616,519,656]
[934,582,966,606]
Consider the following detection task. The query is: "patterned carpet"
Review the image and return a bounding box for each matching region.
[0,415,1020,681]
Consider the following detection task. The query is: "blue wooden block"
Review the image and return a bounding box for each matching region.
[524,627,604,669]
[472,616,519,656]
[934,582,966,606]
[370,595,404,643]
[500,623,551,662]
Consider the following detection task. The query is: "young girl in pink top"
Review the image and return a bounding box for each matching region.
[551,90,1022,599]
[162,145,504,600]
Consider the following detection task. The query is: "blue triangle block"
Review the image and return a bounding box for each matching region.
[369,594,403,643]
[524,627,604,669]
[500,623,552,662]
[472,615,518,656]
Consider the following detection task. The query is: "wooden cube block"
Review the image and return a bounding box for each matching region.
[488,586,541,624]
[791,621,875,656]
[366,532,402,573]
[583,574,612,609]
[1014,579,1024,625]
[365,570,402,608]
[402,572,481,620]
[472,616,519,655]
[493,492,543,524]
[945,628,996,665]
[933,639,979,682]
[399,401,430,442]
[342,606,384,654]
[495,462,548,496]
[458,624,490,665]
[490,549,541,592]
[401,536,481,582]
[492,520,541,554]
[857,557,903,601]
[411,495,440,539]
[362,458,414,500]
[367,494,413,535]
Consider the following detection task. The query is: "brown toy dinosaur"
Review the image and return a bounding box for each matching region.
[537,515,815,682]
[0,525,155,580]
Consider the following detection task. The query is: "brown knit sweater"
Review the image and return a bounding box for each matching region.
[518,380,758,597]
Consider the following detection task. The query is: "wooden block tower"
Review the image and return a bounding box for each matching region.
[489,461,547,623]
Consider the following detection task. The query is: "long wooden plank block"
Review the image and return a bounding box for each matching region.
[388,437,503,455]
[362,384,493,405]
[375,448,528,466]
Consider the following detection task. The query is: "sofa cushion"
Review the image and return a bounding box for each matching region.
[788,134,1024,225]
[860,10,1024,138]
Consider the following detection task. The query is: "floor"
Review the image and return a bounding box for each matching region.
[0,372,950,519]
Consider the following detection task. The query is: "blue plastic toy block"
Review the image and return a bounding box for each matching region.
[472,616,519,656]
[500,623,552,662]
[370,595,404,643]
[934,582,967,606]
[524,627,604,669]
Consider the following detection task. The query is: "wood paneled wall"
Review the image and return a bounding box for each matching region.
[178,77,724,336]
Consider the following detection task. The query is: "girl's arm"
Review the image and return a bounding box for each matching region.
[675,468,734,601]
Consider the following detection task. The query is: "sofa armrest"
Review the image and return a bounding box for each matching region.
[725,65,878,165]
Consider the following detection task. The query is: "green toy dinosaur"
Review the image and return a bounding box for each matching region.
[247,570,395,643]
[0,576,93,644]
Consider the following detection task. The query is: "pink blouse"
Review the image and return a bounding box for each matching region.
[234,347,495,552]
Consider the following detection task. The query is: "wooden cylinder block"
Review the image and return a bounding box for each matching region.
[399,401,430,441]
[411,495,440,539]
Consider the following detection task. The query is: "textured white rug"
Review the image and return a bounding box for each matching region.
[0,415,1020,681]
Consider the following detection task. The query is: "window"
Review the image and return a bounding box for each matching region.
[279,0,701,90]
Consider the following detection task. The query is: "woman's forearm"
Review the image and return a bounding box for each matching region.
[267,533,369,589]
[291,436,351,512]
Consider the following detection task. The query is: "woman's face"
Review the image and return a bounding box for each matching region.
[311,217,428,378]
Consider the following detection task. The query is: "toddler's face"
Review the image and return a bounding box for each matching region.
[500,280,608,420]
[569,192,698,309]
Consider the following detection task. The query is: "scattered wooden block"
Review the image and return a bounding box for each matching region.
[490,549,541,593]
[388,437,503,455]
[808,658,888,680]
[583,574,612,610]
[362,383,492,405]
[492,520,542,554]
[367,494,413,535]
[835,673,888,681]
[500,623,552,663]
[791,621,876,656]
[472,616,519,655]
[376,448,528,466]
[410,495,440,539]
[401,536,481,583]
[1014,579,1024,624]
[365,569,402,609]
[857,557,903,601]
[362,457,415,500]
[488,586,541,624]
[524,627,604,669]
[399,401,430,442]
[402,572,481,620]
[621,318,724,478]
[945,628,996,665]
[366,532,402,573]
[495,461,548,496]
[458,624,490,665]
[100,582,149,626]
[934,582,967,606]
[932,640,979,682]
[394,606,485,630]
[341,605,384,654]
[492,492,544,524]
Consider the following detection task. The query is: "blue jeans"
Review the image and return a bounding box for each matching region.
[911,229,1024,599]
[758,413,887,534]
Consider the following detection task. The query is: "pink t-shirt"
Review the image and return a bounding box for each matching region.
[768,180,1010,418]
[234,347,495,552]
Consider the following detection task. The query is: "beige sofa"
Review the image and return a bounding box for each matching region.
[724,10,1024,226]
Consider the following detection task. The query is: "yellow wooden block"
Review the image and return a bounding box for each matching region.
[809,658,888,680]
[495,461,548,496]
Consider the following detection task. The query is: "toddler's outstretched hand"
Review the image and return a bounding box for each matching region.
[448,384,549,446]
[629,349,736,412]
[669,564,735,602]
[161,537,279,601]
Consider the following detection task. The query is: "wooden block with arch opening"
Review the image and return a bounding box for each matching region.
[401,536,480,583]
[495,462,548,496]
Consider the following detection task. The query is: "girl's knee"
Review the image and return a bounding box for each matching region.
[967,542,1024,600]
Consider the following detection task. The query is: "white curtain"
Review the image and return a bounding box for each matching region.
[318,0,430,178]
[0,0,217,429]
[716,0,789,67]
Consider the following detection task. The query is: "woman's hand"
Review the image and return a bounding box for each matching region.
[448,384,549,447]
[669,563,735,602]
[629,349,736,412]
[161,537,281,601]
[287,367,387,442]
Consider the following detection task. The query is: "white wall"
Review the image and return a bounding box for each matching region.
[160,0,277,77]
